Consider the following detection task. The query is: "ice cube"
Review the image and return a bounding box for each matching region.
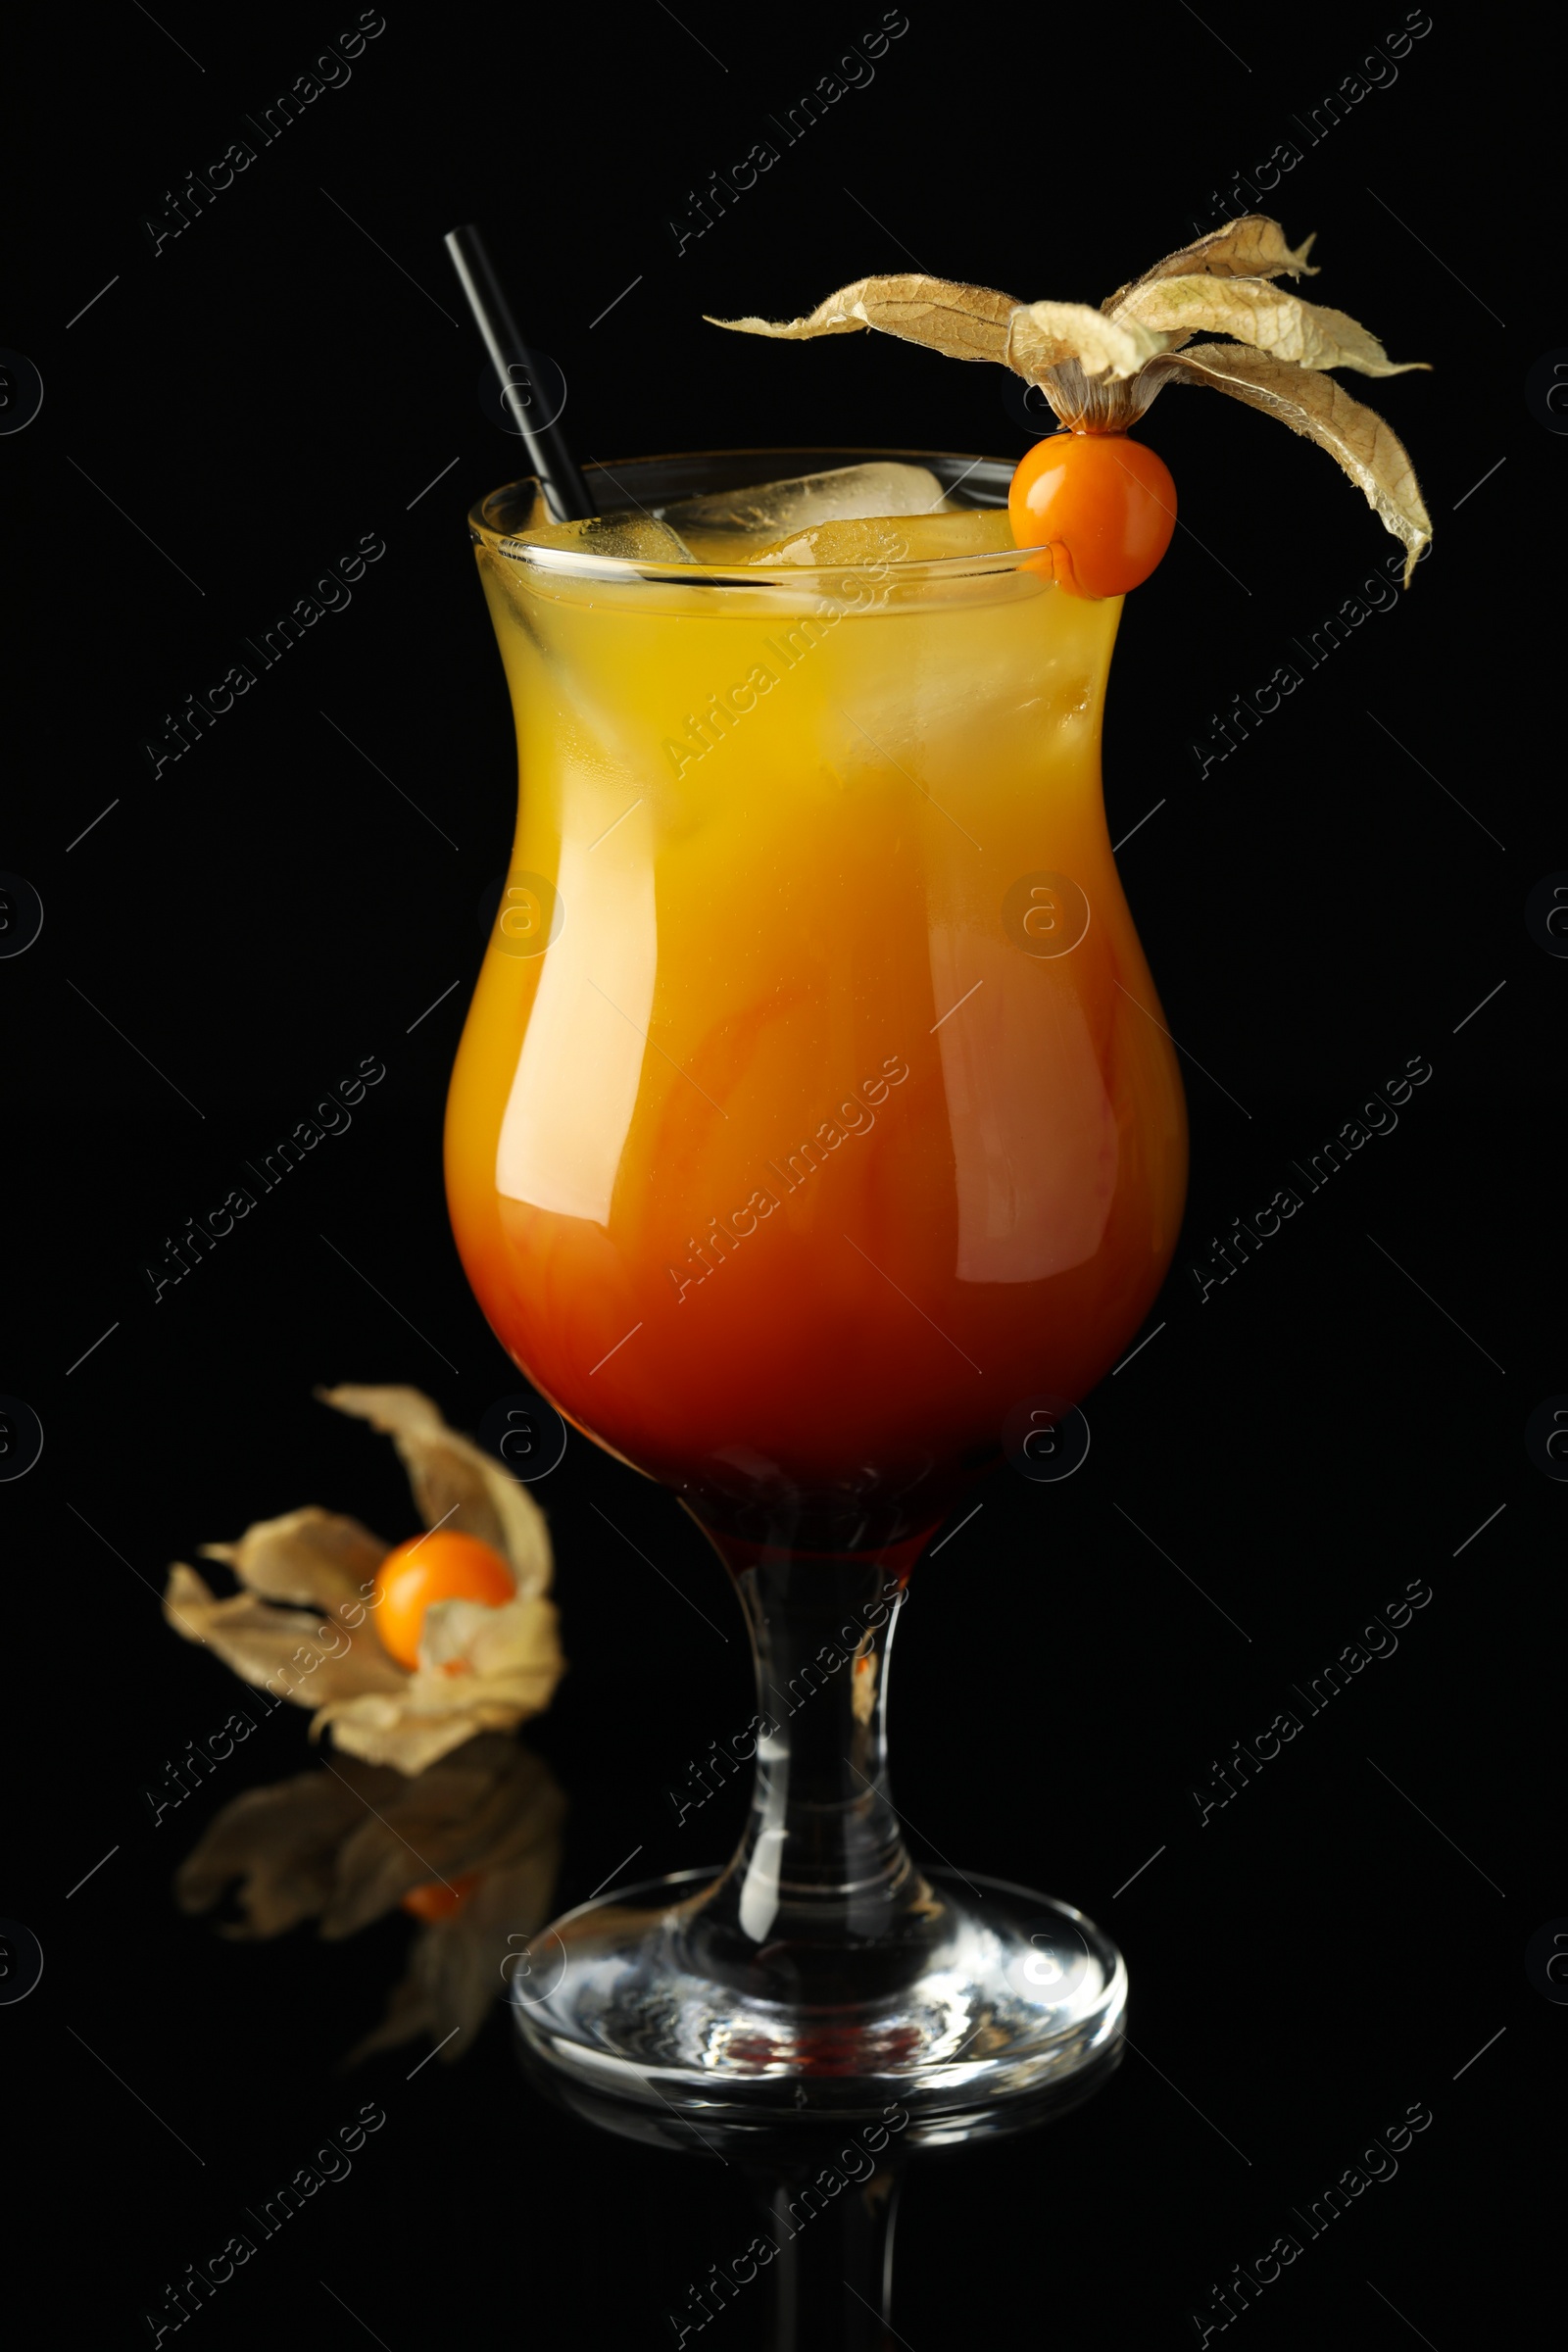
[512,513,698,564]
[744,510,1017,566]
[661,461,950,547]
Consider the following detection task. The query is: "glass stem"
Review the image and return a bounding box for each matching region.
[683,1550,937,2002]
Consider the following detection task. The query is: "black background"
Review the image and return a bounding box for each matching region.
[3,2,1556,2344]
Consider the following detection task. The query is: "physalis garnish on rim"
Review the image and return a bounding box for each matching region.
[709,217,1432,598]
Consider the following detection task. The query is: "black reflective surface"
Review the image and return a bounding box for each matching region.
[6,3,1551,2343]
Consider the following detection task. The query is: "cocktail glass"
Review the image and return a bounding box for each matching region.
[446,451,1187,2138]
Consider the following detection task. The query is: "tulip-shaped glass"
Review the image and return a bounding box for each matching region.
[445,452,1187,2135]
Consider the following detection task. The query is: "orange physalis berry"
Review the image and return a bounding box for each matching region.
[371,1530,514,1670]
[1008,431,1177,598]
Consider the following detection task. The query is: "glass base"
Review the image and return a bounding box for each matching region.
[512,1865,1126,2150]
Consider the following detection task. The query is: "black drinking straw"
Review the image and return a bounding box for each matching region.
[444,223,594,522]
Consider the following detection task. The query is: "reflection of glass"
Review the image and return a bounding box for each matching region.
[445,452,1188,2132]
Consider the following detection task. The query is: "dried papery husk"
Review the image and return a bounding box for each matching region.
[1006,302,1172,381]
[1100,215,1318,313]
[1112,275,1427,376]
[1026,359,1143,434]
[1134,344,1433,583]
[170,1504,406,1707]
[164,1559,407,1704]
[709,217,1431,578]
[165,1386,566,1775]
[710,277,1174,408]
[712,276,1175,383]
[199,1504,388,1614]
[416,1592,558,1683]
[311,1589,564,1776]
[318,1384,553,1601]
[707,271,1016,363]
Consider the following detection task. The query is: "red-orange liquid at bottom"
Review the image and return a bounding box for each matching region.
[445,534,1187,1549]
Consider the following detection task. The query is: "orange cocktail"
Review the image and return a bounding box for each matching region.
[445,454,1187,1551]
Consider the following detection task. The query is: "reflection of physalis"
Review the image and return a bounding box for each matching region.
[164,1386,564,1775]
[175,1733,564,2064]
[710,218,1432,596]
[852,1635,878,1727]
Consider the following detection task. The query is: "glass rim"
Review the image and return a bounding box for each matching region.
[467,446,1057,588]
